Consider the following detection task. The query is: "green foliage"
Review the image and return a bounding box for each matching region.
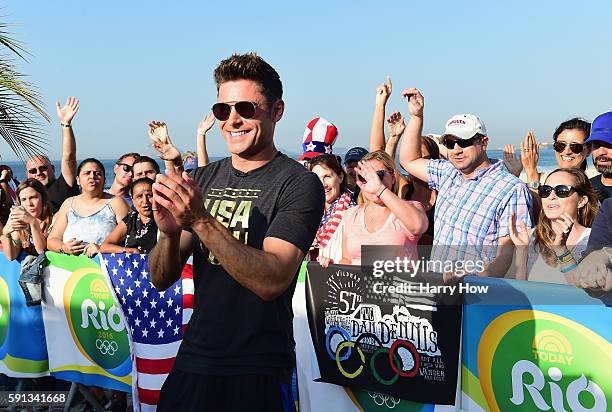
[0,20,49,159]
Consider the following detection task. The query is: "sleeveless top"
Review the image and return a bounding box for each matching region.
[342,203,420,265]
[123,211,158,253]
[526,228,591,284]
[63,198,118,244]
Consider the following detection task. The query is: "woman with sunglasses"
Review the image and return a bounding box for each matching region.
[308,154,356,265]
[48,158,130,258]
[1,179,53,260]
[509,168,598,284]
[520,119,591,208]
[340,151,428,265]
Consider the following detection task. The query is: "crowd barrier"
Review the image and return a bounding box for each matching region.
[0,254,609,411]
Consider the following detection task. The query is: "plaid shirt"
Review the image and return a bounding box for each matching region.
[428,159,532,265]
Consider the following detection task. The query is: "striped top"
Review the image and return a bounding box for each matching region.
[427,159,532,265]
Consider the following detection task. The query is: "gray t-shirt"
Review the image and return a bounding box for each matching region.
[174,152,324,381]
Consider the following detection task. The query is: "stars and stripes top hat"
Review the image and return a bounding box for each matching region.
[298,117,338,161]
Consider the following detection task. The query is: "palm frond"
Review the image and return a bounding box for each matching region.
[0,19,49,159]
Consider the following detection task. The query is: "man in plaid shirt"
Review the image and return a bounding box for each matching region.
[400,87,532,279]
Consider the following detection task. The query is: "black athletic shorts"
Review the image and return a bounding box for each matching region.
[157,369,298,412]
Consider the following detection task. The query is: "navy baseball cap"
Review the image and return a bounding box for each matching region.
[584,111,612,145]
[344,147,368,163]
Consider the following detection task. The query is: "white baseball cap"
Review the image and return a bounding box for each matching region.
[443,114,487,140]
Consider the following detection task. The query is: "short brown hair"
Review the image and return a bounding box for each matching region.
[214,53,283,105]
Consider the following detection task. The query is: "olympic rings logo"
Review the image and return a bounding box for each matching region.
[368,391,401,408]
[325,326,421,385]
[95,339,118,356]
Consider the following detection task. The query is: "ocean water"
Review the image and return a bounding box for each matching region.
[0,149,571,186]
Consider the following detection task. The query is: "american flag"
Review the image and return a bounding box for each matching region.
[101,253,194,412]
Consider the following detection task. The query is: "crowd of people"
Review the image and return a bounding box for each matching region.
[0,53,610,410]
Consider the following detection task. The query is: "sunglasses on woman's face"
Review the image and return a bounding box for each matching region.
[28,165,49,174]
[553,141,584,154]
[440,135,480,150]
[357,170,387,184]
[538,184,577,198]
[211,101,260,121]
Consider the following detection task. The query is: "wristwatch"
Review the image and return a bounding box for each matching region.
[529,181,540,189]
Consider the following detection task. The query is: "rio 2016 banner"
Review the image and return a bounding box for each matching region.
[0,253,49,378]
[305,263,462,405]
[42,252,131,392]
[460,276,610,412]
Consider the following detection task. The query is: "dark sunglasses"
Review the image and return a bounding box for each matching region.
[116,162,133,173]
[538,184,578,198]
[553,141,584,154]
[357,170,387,184]
[212,101,260,121]
[28,165,49,174]
[440,135,480,150]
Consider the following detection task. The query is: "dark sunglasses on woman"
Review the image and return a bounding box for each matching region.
[552,141,584,154]
[212,101,260,121]
[538,184,578,198]
[440,135,480,150]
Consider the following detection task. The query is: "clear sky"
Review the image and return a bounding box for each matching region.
[2,0,611,161]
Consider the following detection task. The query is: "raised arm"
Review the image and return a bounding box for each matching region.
[148,121,184,174]
[399,88,429,182]
[356,161,428,235]
[369,76,392,152]
[56,96,79,186]
[196,113,215,167]
[385,111,405,160]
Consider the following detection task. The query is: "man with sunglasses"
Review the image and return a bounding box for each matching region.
[26,96,80,213]
[108,152,140,204]
[586,111,612,202]
[400,89,532,279]
[150,53,323,411]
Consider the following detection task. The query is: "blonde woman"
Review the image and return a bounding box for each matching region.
[340,151,428,265]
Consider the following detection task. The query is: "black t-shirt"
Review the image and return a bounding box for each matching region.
[46,174,80,213]
[174,153,324,381]
[590,175,612,203]
[123,211,158,253]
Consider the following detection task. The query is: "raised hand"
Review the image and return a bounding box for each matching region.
[402,88,424,118]
[375,76,392,106]
[550,213,574,246]
[197,112,216,137]
[387,111,406,137]
[354,160,385,196]
[503,144,523,177]
[148,121,181,161]
[508,212,529,246]
[520,132,540,178]
[9,206,35,226]
[56,96,80,125]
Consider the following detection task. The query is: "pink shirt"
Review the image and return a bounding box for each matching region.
[342,203,420,265]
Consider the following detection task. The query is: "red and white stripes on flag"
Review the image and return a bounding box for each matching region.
[102,253,194,412]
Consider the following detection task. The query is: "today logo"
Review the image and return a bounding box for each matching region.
[478,310,610,412]
[64,268,129,371]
